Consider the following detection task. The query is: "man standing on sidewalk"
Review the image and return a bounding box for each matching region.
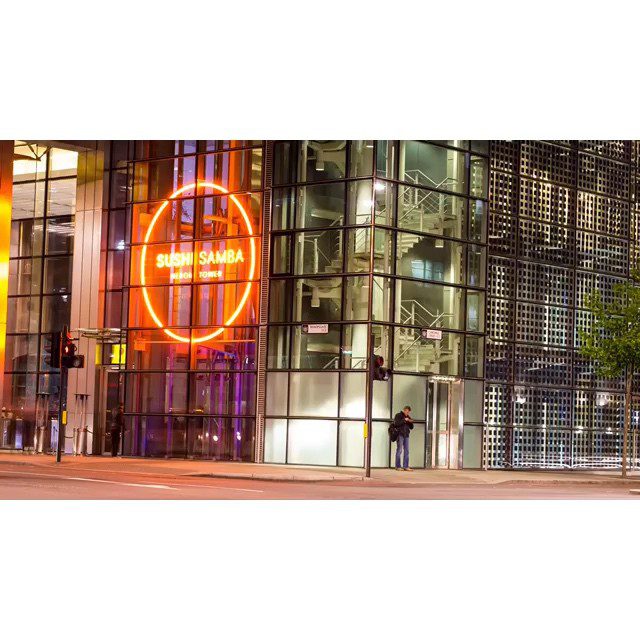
[109,404,125,457]
[393,406,414,471]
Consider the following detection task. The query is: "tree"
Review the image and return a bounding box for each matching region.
[579,271,640,477]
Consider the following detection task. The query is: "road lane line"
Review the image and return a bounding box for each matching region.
[0,470,176,490]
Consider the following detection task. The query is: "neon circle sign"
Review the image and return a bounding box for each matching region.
[140,181,257,344]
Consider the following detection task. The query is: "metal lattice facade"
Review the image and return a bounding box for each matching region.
[485,140,640,469]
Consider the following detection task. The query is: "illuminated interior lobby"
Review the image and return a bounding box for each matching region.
[1,140,638,470]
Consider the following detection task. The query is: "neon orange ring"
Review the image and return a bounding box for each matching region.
[140,181,256,344]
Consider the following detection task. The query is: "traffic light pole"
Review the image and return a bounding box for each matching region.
[56,364,68,463]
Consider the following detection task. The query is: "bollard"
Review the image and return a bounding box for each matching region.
[72,427,80,456]
[79,427,88,456]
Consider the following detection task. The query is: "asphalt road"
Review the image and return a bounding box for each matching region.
[0,462,638,499]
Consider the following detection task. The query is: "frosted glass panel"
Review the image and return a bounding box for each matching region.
[266,372,288,415]
[462,424,483,468]
[289,372,339,417]
[392,375,426,420]
[264,418,287,463]
[338,420,364,467]
[288,420,337,465]
[463,379,483,423]
[390,424,425,468]
[339,373,366,418]
[371,421,390,467]
[372,379,391,419]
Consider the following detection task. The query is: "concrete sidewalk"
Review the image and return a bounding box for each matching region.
[1,451,640,486]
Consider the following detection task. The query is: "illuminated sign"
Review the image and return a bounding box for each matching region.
[140,181,257,344]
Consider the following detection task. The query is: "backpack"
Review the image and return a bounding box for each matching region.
[388,423,399,442]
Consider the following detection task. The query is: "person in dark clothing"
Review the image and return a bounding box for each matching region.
[393,405,414,471]
[109,404,125,457]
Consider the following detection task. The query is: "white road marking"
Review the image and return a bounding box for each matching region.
[67,477,177,490]
[0,470,263,493]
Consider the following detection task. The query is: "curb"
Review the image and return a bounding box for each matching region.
[187,472,367,483]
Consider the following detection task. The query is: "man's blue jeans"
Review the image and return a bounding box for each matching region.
[395,434,410,469]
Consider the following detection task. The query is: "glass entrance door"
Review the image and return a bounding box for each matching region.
[97,369,121,455]
[427,378,462,468]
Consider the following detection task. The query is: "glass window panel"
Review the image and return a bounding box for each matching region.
[128,285,192,328]
[296,182,345,229]
[188,372,256,415]
[110,165,129,208]
[267,326,290,369]
[298,141,346,182]
[289,372,338,416]
[104,291,122,328]
[394,279,464,330]
[462,424,483,468]
[45,216,74,254]
[134,140,196,160]
[397,186,466,239]
[374,180,395,226]
[392,374,426,420]
[372,276,393,323]
[273,141,297,185]
[464,336,484,378]
[43,256,72,293]
[396,233,465,285]
[291,325,340,369]
[48,148,78,179]
[269,279,293,322]
[470,155,489,198]
[393,329,462,375]
[126,329,190,370]
[464,379,484,423]
[466,291,485,332]
[431,140,469,149]
[371,421,391,467]
[346,227,371,272]
[344,276,370,321]
[373,229,394,274]
[471,141,489,155]
[4,334,38,372]
[347,179,373,225]
[131,199,195,244]
[191,282,258,327]
[372,383,391,420]
[467,245,486,287]
[287,419,337,465]
[294,230,342,275]
[2,372,37,423]
[133,156,197,202]
[126,372,188,414]
[107,249,125,289]
[108,208,127,250]
[292,277,342,322]
[11,181,45,218]
[349,140,374,177]
[264,418,287,463]
[13,143,48,182]
[341,324,369,369]
[10,218,43,257]
[400,141,468,195]
[272,188,294,230]
[272,235,291,274]
[196,193,261,240]
[197,149,262,193]
[266,372,289,415]
[376,141,396,179]
[46,178,76,216]
[338,420,364,467]
[189,327,256,371]
[8,258,41,295]
[7,296,40,333]
[339,373,366,417]
[41,295,71,333]
[468,199,487,243]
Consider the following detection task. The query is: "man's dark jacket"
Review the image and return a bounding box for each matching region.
[393,412,413,438]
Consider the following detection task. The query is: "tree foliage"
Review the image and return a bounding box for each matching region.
[579,270,640,378]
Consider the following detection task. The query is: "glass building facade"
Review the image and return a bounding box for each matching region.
[1,139,639,469]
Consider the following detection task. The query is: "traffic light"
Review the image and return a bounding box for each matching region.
[372,355,391,381]
[44,331,62,369]
[60,328,85,369]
